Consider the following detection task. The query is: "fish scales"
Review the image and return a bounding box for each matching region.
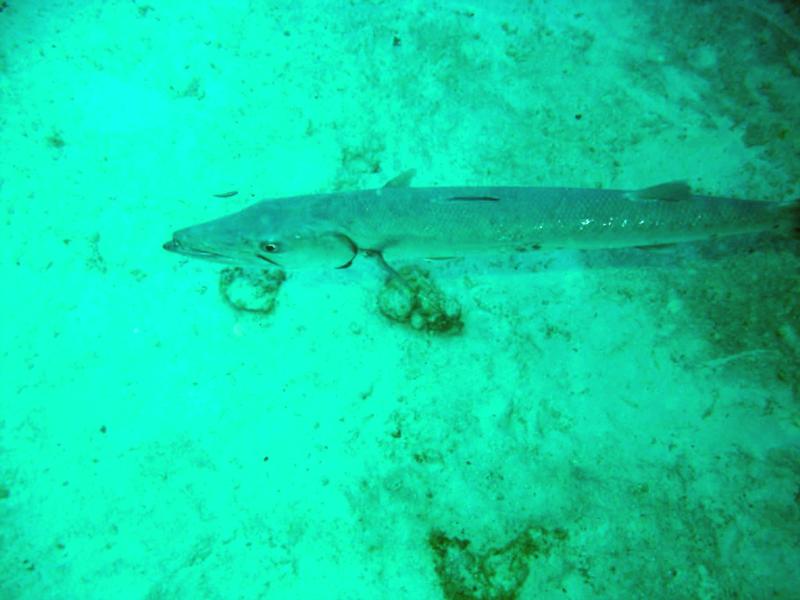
[315,187,782,257]
[164,181,798,270]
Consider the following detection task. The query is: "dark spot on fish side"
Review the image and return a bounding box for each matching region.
[447,196,500,202]
[635,243,677,251]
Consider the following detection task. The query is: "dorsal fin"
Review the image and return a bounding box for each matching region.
[632,181,691,202]
[383,169,416,188]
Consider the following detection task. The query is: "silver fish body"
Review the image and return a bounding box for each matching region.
[164,182,798,269]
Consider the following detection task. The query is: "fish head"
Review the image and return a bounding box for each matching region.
[164,202,357,269]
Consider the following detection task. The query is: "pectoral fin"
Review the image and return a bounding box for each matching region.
[362,248,407,283]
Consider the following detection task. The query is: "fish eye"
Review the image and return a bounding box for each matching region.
[260,241,279,253]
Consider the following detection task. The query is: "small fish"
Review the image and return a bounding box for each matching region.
[164,172,799,271]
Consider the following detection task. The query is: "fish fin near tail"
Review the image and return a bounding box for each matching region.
[777,198,800,238]
[630,181,691,202]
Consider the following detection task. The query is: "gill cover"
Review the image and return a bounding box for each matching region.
[256,230,358,269]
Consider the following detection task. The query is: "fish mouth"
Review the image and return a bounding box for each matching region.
[164,237,267,266]
[163,239,225,260]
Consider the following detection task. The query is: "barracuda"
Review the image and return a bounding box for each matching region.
[164,172,799,272]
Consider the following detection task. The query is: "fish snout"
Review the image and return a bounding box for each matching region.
[163,230,188,253]
[163,228,229,261]
[163,229,193,255]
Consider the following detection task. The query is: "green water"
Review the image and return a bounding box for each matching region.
[1,1,798,598]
